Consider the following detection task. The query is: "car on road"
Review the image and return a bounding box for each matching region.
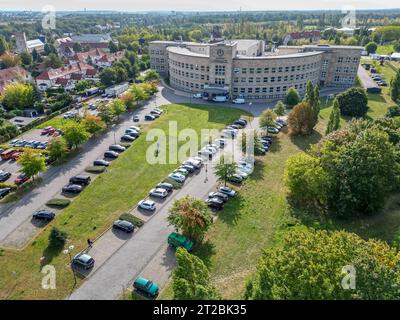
[156,182,173,192]
[218,186,236,197]
[212,96,227,102]
[180,164,195,173]
[121,135,136,142]
[128,126,141,133]
[138,199,156,211]
[41,126,55,135]
[113,219,134,233]
[0,187,11,199]
[192,93,203,99]
[0,170,12,182]
[93,159,110,167]
[133,115,140,122]
[229,174,244,184]
[168,173,186,183]
[232,97,245,104]
[69,175,91,186]
[208,191,229,203]
[14,174,30,185]
[149,187,168,198]
[145,114,156,121]
[205,197,224,210]
[168,232,194,251]
[133,277,159,298]
[104,150,119,159]
[72,253,95,270]
[109,144,126,153]
[62,184,83,194]
[32,210,55,221]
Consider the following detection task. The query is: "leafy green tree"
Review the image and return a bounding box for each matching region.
[273,100,286,116]
[394,41,400,53]
[49,227,67,248]
[143,69,160,82]
[72,42,82,53]
[63,122,90,149]
[108,41,118,53]
[19,52,32,66]
[17,149,46,181]
[1,83,34,110]
[336,87,368,117]
[365,41,378,54]
[99,68,117,87]
[44,53,63,68]
[172,248,220,300]
[110,98,126,119]
[288,101,315,136]
[245,228,400,300]
[284,87,300,108]
[167,196,213,242]
[114,66,128,83]
[83,113,106,135]
[120,91,137,110]
[47,137,69,161]
[97,103,115,126]
[74,80,91,93]
[0,36,8,55]
[31,48,40,62]
[214,155,238,186]
[390,69,400,103]
[259,109,277,132]
[325,98,341,134]
[44,43,56,55]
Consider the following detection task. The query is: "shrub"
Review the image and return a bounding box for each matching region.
[85,166,106,174]
[119,213,145,228]
[336,87,368,117]
[46,198,71,208]
[48,227,67,248]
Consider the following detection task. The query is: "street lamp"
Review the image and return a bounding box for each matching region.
[63,245,77,285]
[248,102,253,127]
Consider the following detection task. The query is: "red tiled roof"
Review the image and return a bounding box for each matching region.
[55,78,70,86]
[86,69,97,76]
[36,62,95,81]
[70,73,83,81]
[0,66,30,94]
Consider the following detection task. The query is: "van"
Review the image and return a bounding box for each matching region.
[212,96,227,102]
[1,149,18,161]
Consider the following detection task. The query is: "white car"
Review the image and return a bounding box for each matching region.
[206,143,219,150]
[232,98,245,104]
[168,173,186,183]
[64,111,78,119]
[192,93,203,99]
[149,188,168,198]
[138,199,156,211]
[212,96,227,102]
[238,162,253,174]
[215,138,226,147]
[128,126,141,133]
[236,170,248,179]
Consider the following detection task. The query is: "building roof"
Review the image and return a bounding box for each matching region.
[26,39,44,49]
[0,66,30,95]
[36,62,95,81]
[167,46,208,58]
[71,34,111,44]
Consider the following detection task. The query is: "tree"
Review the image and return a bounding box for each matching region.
[110,98,126,119]
[47,137,69,161]
[72,42,82,53]
[1,83,34,110]
[325,98,341,134]
[74,80,91,93]
[31,48,40,62]
[259,109,277,133]
[63,122,90,149]
[44,53,63,69]
[108,41,118,53]
[130,84,149,101]
[390,69,400,103]
[114,66,128,84]
[394,41,400,53]
[19,52,32,66]
[0,36,8,55]
[287,101,315,136]
[83,113,106,135]
[120,91,137,110]
[172,248,220,300]
[167,196,213,242]
[99,68,117,87]
[241,130,263,155]
[0,52,20,68]
[48,227,67,248]
[143,69,160,82]
[273,100,286,116]
[44,43,56,55]
[17,149,46,181]
[304,81,320,126]
[214,155,238,186]
[365,41,378,54]
[284,87,300,108]
[245,229,400,300]
[97,103,115,126]
[336,87,368,117]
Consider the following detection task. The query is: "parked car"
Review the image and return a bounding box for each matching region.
[138,199,156,211]
[10,151,23,161]
[156,182,174,192]
[1,148,18,161]
[150,110,161,117]
[257,147,267,155]
[104,151,119,159]
[125,129,140,137]
[168,232,194,251]
[69,175,91,186]
[32,210,55,221]
[121,135,136,142]
[36,142,48,150]
[109,144,126,153]
[145,114,156,121]
[72,253,95,270]
[113,219,134,233]
[208,191,229,203]
[8,139,19,147]
[0,170,12,182]
[133,277,159,298]
[218,186,236,197]
[62,184,83,194]
[128,126,141,133]
[232,97,245,104]
[168,173,186,183]
[184,158,203,169]
[212,95,227,102]
[229,174,244,184]
[233,119,247,127]
[14,174,30,185]
[215,138,226,148]
[205,197,224,210]
[180,164,195,173]
[0,187,11,199]
[192,93,203,99]
[149,187,168,198]
[93,159,110,167]
[133,115,140,122]
[267,127,280,134]
[41,126,55,135]
[174,168,189,177]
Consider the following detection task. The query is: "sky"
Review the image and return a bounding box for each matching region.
[0,0,399,12]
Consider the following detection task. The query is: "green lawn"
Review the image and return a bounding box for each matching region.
[0,104,248,300]
[377,45,394,55]
[36,117,76,131]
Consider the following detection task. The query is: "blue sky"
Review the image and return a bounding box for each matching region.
[0,0,399,11]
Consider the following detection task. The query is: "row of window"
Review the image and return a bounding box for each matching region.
[150,49,165,55]
[151,57,165,64]
[337,56,359,64]
[233,71,318,84]
[233,62,319,75]
[335,66,358,74]
[170,59,210,72]
[333,75,355,84]
[170,68,210,81]
[232,82,307,94]
[170,76,205,90]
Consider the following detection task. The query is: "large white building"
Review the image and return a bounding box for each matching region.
[149,40,363,101]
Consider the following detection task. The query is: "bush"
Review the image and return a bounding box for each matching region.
[119,213,145,228]
[336,87,368,117]
[46,198,71,208]
[85,166,106,174]
[387,105,400,117]
[48,227,67,248]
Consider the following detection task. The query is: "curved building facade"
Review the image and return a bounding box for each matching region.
[150,40,362,101]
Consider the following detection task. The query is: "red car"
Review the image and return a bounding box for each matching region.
[10,151,23,161]
[14,174,30,185]
[41,126,55,135]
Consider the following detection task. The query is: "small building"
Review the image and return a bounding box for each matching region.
[105,82,129,97]
[0,66,32,95]
[391,52,400,61]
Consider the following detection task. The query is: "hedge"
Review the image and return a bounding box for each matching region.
[119,213,145,228]
[46,198,71,208]
[85,166,106,174]
[0,183,17,190]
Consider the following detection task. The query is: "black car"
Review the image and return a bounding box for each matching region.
[109,144,126,153]
[156,182,174,192]
[104,151,119,159]
[72,253,95,270]
[0,170,11,182]
[206,197,224,210]
[125,131,140,138]
[32,210,55,221]
[93,159,110,167]
[0,188,11,199]
[260,135,273,142]
[121,135,136,142]
[257,147,267,155]
[145,114,156,121]
[69,175,91,186]
[62,184,83,194]
[113,219,135,233]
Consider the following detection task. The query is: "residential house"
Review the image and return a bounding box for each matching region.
[0,66,32,95]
